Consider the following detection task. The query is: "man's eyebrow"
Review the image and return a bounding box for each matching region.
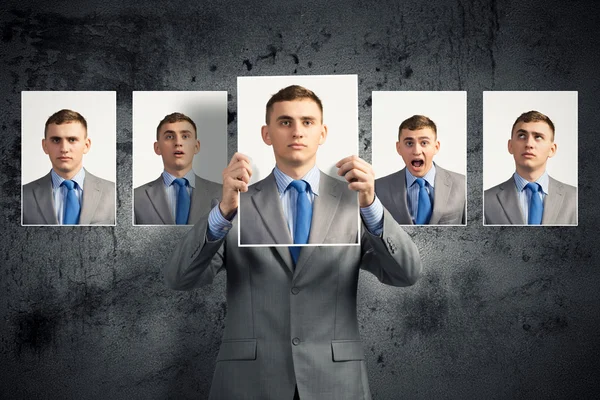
[417,136,432,140]
[516,129,546,136]
[275,115,318,121]
[162,129,192,135]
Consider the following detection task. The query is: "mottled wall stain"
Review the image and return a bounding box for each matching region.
[1,0,600,399]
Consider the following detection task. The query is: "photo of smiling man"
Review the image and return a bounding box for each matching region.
[483,91,578,226]
[21,92,116,226]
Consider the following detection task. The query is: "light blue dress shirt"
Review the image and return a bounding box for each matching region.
[162,169,196,222]
[51,168,85,225]
[405,164,436,224]
[513,171,548,223]
[207,165,384,240]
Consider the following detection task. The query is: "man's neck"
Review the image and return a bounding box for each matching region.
[53,166,83,181]
[515,166,546,182]
[275,161,317,180]
[164,166,193,178]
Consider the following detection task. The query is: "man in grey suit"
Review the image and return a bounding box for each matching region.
[375,115,466,225]
[134,113,221,225]
[22,109,115,225]
[484,110,577,225]
[164,85,422,399]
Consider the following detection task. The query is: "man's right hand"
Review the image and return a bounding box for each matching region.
[219,152,252,219]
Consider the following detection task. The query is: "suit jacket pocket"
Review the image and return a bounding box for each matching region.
[331,339,364,361]
[217,338,257,361]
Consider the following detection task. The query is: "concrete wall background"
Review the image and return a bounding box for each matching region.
[1,0,598,398]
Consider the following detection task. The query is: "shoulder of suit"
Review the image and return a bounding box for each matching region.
[84,170,115,190]
[375,169,404,185]
[484,178,510,198]
[435,165,465,184]
[23,173,52,191]
[549,176,577,196]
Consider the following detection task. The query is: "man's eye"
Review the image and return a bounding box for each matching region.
[518,134,526,139]
[182,134,189,139]
[421,141,429,146]
[535,135,543,140]
[52,138,60,143]
[303,120,313,126]
[166,134,173,139]
[406,142,413,147]
[281,121,290,126]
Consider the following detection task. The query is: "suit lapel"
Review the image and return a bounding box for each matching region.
[33,173,57,224]
[189,175,214,222]
[146,176,174,224]
[542,177,564,224]
[389,169,413,225]
[294,172,344,277]
[250,174,294,272]
[80,170,103,224]
[497,178,525,224]
[429,167,451,224]
[250,174,292,243]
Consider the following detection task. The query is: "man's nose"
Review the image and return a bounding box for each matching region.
[292,123,304,137]
[412,144,422,154]
[525,135,536,147]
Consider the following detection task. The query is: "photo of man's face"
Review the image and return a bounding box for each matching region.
[261,99,327,170]
[154,120,200,174]
[508,120,556,173]
[42,122,91,178]
[396,127,440,177]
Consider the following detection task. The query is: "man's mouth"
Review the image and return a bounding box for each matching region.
[174,151,185,157]
[58,157,71,161]
[522,152,535,158]
[289,143,306,149]
[411,159,424,168]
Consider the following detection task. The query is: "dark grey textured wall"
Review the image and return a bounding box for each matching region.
[1,0,599,399]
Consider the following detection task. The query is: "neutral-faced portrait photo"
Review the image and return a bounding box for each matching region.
[21,91,116,226]
[372,91,467,226]
[237,75,360,246]
[483,91,578,226]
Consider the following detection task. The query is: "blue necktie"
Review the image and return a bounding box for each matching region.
[526,182,543,225]
[415,178,432,225]
[61,180,80,225]
[289,180,312,265]
[173,178,191,225]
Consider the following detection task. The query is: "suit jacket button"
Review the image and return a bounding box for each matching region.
[292,337,300,346]
[291,287,300,295]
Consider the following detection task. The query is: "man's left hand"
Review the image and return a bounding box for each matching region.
[336,155,375,207]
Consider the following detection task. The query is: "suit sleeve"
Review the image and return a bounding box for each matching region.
[360,207,422,287]
[163,215,227,290]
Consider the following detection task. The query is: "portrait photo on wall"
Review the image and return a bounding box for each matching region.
[372,91,467,226]
[132,91,227,226]
[483,91,578,226]
[236,75,361,247]
[21,91,117,226]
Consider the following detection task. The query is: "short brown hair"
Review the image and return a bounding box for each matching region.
[44,109,87,138]
[156,112,197,140]
[398,115,437,140]
[511,110,555,141]
[265,85,323,124]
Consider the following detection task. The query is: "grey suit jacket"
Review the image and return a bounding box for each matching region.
[240,171,359,245]
[134,174,222,225]
[484,175,577,225]
[375,165,466,225]
[164,170,422,400]
[22,169,115,225]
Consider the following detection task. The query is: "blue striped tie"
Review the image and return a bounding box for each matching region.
[173,178,191,225]
[289,180,312,265]
[61,180,80,225]
[526,182,543,225]
[415,178,432,225]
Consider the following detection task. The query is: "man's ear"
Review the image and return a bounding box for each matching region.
[42,138,49,155]
[507,139,514,155]
[194,140,200,154]
[319,124,328,145]
[261,125,272,146]
[153,141,161,155]
[548,142,557,159]
[83,137,91,154]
